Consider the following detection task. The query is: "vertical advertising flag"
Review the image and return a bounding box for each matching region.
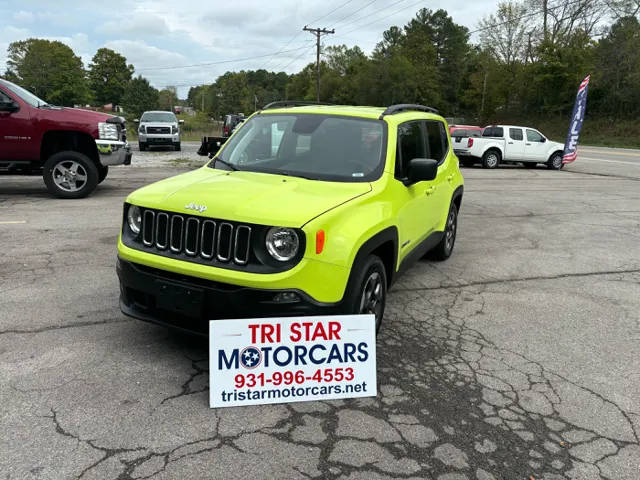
[562,75,590,164]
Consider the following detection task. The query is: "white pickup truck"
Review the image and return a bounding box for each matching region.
[453,125,565,170]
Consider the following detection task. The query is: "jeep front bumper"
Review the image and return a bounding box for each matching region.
[96,140,132,166]
[117,258,342,336]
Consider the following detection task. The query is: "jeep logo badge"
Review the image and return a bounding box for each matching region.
[185,202,207,213]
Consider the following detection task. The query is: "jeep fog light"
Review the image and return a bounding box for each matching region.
[127,205,142,235]
[273,292,301,304]
[266,227,299,261]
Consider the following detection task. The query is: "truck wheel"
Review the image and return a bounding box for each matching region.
[547,153,563,170]
[43,151,99,199]
[344,255,387,333]
[427,202,458,261]
[482,150,500,169]
[139,142,146,152]
[175,143,181,151]
[98,165,109,184]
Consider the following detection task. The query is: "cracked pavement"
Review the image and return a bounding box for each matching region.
[1,151,639,479]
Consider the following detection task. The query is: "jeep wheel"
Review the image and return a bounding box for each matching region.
[345,255,387,332]
[523,162,537,169]
[43,151,98,199]
[547,152,563,170]
[98,165,109,184]
[482,150,500,169]
[427,202,458,261]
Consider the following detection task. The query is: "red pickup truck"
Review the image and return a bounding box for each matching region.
[0,78,131,198]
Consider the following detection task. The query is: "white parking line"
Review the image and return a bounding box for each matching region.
[0,220,27,224]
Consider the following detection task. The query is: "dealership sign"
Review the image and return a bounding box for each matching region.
[210,315,377,408]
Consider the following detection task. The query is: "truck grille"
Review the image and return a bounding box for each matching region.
[147,126,171,134]
[140,209,252,266]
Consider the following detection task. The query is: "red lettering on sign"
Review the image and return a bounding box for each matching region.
[248,323,281,343]
[288,321,342,341]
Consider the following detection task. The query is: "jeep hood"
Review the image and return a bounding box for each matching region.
[127,168,372,227]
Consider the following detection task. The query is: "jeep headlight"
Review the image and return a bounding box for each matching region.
[266,227,299,262]
[98,122,119,140]
[127,205,142,235]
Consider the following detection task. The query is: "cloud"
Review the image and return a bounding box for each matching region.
[13,11,34,23]
[97,13,170,37]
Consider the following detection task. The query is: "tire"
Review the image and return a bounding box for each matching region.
[98,165,109,184]
[139,142,146,152]
[547,152,563,170]
[43,151,99,199]
[523,162,537,169]
[344,255,387,333]
[427,202,458,261]
[482,150,500,169]
[175,143,181,151]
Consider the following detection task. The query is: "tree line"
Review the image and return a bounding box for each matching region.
[3,0,640,123]
[2,39,170,116]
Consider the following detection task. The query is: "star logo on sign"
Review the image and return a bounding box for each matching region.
[240,346,262,369]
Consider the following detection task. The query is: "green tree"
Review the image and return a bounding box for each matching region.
[88,48,134,106]
[4,38,89,106]
[122,76,159,116]
[157,87,178,111]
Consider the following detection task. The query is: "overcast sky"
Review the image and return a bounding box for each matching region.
[0,0,500,98]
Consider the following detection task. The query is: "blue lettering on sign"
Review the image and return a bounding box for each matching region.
[217,342,370,371]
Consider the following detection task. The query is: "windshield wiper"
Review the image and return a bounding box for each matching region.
[277,171,319,181]
[213,156,238,171]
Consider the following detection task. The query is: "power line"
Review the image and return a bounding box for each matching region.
[329,0,379,28]
[136,44,313,72]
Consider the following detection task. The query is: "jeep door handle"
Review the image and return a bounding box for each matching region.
[425,186,435,196]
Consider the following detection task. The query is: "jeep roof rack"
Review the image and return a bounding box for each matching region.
[379,104,439,119]
[261,101,334,111]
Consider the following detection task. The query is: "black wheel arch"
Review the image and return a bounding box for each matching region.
[344,227,398,299]
[549,150,564,162]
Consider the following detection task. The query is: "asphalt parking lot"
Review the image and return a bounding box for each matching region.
[1,145,639,479]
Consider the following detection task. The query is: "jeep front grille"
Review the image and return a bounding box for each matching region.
[140,209,252,266]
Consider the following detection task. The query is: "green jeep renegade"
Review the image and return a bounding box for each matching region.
[117,102,464,335]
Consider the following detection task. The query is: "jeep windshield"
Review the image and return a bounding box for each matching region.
[211,114,386,182]
[141,112,177,123]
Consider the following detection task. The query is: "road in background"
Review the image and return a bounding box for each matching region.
[0,146,638,479]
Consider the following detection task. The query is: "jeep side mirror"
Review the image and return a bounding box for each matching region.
[407,158,438,183]
[0,100,19,113]
[179,119,185,124]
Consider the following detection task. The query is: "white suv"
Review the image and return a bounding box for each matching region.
[135,111,183,151]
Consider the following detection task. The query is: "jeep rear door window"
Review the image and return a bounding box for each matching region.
[396,121,425,179]
[424,120,447,164]
[215,114,385,182]
[140,112,177,123]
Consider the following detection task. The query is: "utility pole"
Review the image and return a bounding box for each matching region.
[303,26,335,102]
[543,0,548,42]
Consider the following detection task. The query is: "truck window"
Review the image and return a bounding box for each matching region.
[509,128,523,141]
[425,120,447,165]
[396,121,425,179]
[483,127,504,138]
[0,90,12,103]
[526,129,544,142]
